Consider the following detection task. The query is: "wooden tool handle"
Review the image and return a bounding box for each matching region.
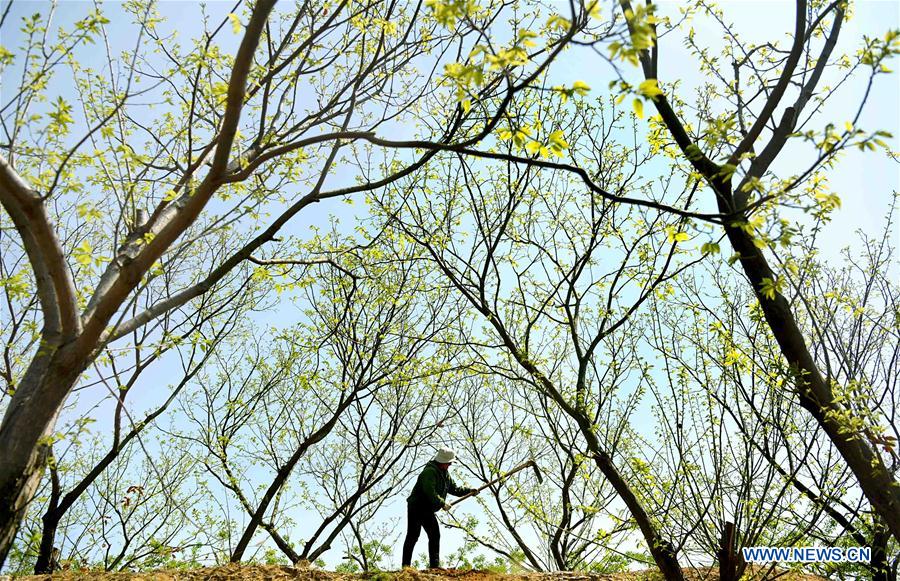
[449,460,534,507]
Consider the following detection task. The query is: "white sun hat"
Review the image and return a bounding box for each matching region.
[433,447,455,463]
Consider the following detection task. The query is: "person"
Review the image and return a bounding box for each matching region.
[401,447,478,569]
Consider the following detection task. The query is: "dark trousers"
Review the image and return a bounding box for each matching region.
[401,502,440,568]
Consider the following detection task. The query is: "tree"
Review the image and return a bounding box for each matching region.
[4,0,896,574]
[648,205,899,579]
[602,0,900,537]
[646,272,854,580]
[0,0,594,563]
[182,240,466,563]
[448,375,636,572]
[406,0,900,545]
[30,281,255,573]
[375,94,707,578]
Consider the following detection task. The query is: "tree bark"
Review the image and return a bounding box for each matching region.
[34,510,61,574]
[870,517,891,581]
[717,521,740,581]
[587,437,683,580]
[0,349,83,566]
[33,456,61,574]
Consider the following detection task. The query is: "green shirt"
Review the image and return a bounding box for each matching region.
[407,460,474,512]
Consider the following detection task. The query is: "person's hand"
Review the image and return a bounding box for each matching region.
[442,502,452,511]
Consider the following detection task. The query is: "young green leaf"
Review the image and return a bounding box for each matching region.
[633,98,644,119]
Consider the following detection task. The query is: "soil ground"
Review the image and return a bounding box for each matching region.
[6,565,829,581]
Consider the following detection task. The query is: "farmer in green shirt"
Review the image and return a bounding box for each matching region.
[402,447,477,569]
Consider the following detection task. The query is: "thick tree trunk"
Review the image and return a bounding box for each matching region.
[717,521,742,581]
[723,223,900,541]
[0,350,81,566]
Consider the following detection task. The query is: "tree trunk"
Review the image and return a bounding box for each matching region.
[723,223,900,541]
[622,0,900,540]
[551,393,684,580]
[0,350,82,566]
[870,517,891,581]
[34,458,61,574]
[589,449,683,581]
[229,394,355,562]
[0,0,276,566]
[498,333,684,579]
[717,521,740,581]
[34,510,61,574]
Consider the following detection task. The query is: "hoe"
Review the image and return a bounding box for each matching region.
[450,459,543,507]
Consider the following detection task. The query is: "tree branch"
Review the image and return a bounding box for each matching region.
[727,0,808,167]
[734,4,844,209]
[0,155,80,341]
[80,0,278,348]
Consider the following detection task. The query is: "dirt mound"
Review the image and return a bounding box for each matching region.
[8,565,829,581]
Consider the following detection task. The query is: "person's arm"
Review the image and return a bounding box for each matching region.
[419,468,446,510]
[447,474,477,497]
